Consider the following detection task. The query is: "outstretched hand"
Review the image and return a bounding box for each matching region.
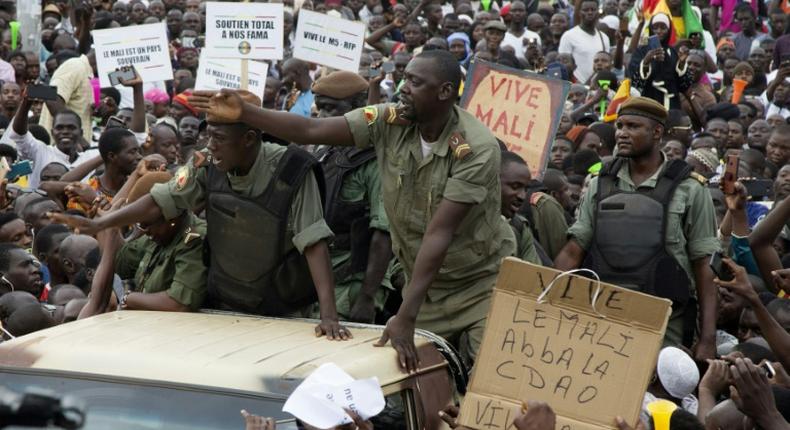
[189,89,245,122]
[47,212,102,236]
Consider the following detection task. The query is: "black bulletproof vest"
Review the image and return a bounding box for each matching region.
[316,146,377,280]
[583,158,692,305]
[204,146,324,316]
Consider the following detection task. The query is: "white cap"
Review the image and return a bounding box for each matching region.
[600,15,620,30]
[650,13,671,28]
[657,347,699,400]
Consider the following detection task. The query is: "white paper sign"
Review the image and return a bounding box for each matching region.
[293,10,365,73]
[204,2,284,60]
[93,23,173,88]
[283,363,385,429]
[195,52,269,100]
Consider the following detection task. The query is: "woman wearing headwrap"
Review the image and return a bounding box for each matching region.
[144,88,170,118]
[447,32,472,68]
[627,13,693,110]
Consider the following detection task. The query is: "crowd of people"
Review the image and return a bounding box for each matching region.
[0,0,788,428]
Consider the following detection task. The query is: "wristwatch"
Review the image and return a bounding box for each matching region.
[120,291,131,310]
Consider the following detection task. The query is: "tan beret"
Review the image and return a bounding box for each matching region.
[207,90,262,124]
[617,96,668,126]
[484,20,507,32]
[312,71,369,100]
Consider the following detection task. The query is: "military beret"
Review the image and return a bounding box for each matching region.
[617,96,668,126]
[484,20,507,32]
[207,90,261,124]
[312,71,368,99]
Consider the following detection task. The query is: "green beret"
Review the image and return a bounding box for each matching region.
[617,96,668,126]
[312,71,368,99]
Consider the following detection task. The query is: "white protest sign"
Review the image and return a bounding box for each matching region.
[195,52,269,100]
[204,2,284,60]
[93,23,173,88]
[293,10,365,73]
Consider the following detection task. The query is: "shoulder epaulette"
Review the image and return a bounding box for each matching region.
[448,132,472,160]
[689,171,708,186]
[385,105,411,126]
[192,150,209,168]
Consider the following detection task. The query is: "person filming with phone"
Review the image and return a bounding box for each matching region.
[627,13,693,111]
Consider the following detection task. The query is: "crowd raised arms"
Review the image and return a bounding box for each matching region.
[0,0,786,428]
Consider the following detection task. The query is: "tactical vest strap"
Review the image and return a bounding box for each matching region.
[649,159,692,205]
[270,146,326,221]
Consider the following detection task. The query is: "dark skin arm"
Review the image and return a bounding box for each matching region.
[124,291,189,312]
[553,239,586,271]
[375,199,474,372]
[709,7,719,41]
[78,228,124,319]
[748,195,789,294]
[626,18,645,54]
[189,90,354,146]
[715,258,790,371]
[12,92,32,135]
[118,66,146,133]
[74,0,93,55]
[48,194,163,235]
[60,155,103,182]
[304,240,349,340]
[366,19,405,54]
[613,28,626,70]
[350,229,393,323]
[693,256,717,361]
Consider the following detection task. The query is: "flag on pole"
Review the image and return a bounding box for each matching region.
[640,0,703,46]
[604,79,631,123]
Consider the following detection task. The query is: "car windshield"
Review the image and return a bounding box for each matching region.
[1,370,298,430]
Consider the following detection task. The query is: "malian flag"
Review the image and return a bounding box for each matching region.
[641,0,704,46]
[604,79,630,123]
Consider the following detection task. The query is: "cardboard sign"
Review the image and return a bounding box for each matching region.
[460,61,569,179]
[195,52,269,100]
[93,23,173,88]
[292,10,365,73]
[458,259,671,430]
[204,2,284,60]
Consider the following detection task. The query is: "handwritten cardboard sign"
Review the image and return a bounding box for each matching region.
[292,10,365,73]
[93,23,173,88]
[458,259,671,430]
[204,2,284,60]
[460,61,569,179]
[195,52,269,100]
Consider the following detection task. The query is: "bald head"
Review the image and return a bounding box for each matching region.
[59,235,98,282]
[4,303,55,338]
[0,291,38,323]
[49,284,86,307]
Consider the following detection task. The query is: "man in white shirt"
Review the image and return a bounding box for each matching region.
[558,0,611,83]
[500,0,542,64]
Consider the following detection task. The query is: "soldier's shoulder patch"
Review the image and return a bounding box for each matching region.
[175,166,190,191]
[448,132,472,161]
[183,227,202,244]
[385,105,410,125]
[192,150,209,168]
[362,106,378,125]
[689,171,708,186]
